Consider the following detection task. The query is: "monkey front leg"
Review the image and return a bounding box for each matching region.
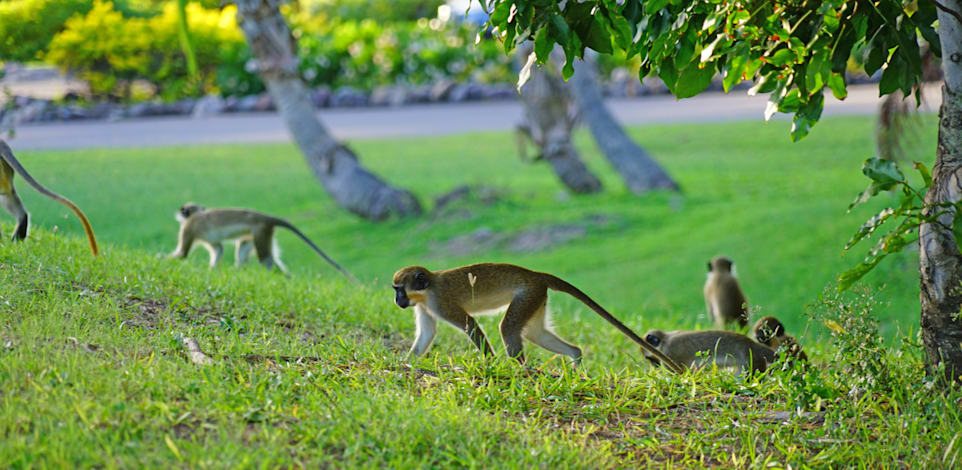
[406,306,438,359]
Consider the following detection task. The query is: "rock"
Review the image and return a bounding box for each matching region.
[407,85,432,104]
[235,94,261,112]
[429,80,456,101]
[192,94,226,119]
[449,83,484,102]
[12,100,51,123]
[481,83,516,100]
[254,92,274,111]
[222,95,239,112]
[641,76,668,95]
[330,86,368,107]
[310,86,331,108]
[370,85,404,107]
[85,103,113,119]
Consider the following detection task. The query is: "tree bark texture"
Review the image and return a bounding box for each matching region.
[919,0,962,383]
[235,0,421,220]
[568,52,680,193]
[516,45,602,194]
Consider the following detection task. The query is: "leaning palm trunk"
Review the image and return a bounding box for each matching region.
[516,44,602,194]
[568,51,679,193]
[235,0,421,220]
[919,0,962,383]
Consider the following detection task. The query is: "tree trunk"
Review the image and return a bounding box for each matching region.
[568,52,680,193]
[516,45,602,194]
[234,0,421,220]
[919,1,962,383]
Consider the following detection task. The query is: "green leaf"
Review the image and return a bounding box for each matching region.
[534,26,551,62]
[879,56,903,96]
[490,1,513,25]
[647,0,670,11]
[914,161,932,187]
[844,207,895,252]
[768,48,796,67]
[827,73,847,100]
[548,14,570,47]
[674,61,714,98]
[862,157,905,187]
[838,256,884,291]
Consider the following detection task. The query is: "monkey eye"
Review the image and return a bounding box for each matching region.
[645,334,660,346]
[413,272,428,290]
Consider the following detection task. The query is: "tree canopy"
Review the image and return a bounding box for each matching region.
[488,0,942,141]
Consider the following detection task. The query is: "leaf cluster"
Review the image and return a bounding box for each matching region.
[486,0,941,140]
[838,157,952,290]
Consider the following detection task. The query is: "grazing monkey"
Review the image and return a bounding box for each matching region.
[752,316,808,362]
[642,329,776,374]
[0,140,98,255]
[704,255,749,328]
[169,203,355,281]
[391,263,685,373]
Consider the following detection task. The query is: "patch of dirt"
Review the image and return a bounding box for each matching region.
[119,296,170,330]
[432,213,620,256]
[429,185,506,221]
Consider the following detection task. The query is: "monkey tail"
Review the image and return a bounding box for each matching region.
[544,274,685,374]
[274,219,357,283]
[0,140,99,256]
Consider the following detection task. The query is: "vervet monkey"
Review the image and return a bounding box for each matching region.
[752,316,808,362]
[0,140,98,255]
[642,329,776,374]
[169,203,355,281]
[704,255,749,328]
[391,263,685,373]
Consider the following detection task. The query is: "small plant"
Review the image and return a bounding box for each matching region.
[839,157,955,290]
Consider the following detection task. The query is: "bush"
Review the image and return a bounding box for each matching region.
[0,0,92,62]
[294,0,445,23]
[45,1,249,100]
[295,18,512,91]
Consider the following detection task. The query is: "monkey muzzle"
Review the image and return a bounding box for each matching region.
[393,286,410,309]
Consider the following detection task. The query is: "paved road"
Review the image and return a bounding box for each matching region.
[6,83,940,150]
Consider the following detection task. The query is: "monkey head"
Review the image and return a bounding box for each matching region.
[392,266,431,309]
[708,255,734,273]
[175,202,206,222]
[641,329,666,367]
[752,316,785,344]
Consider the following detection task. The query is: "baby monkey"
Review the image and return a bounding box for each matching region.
[642,329,776,374]
[168,203,354,281]
[752,316,808,363]
[392,262,685,373]
[704,255,749,328]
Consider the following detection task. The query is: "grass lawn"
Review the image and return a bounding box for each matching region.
[1,114,958,467]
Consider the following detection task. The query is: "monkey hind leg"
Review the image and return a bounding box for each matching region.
[235,238,254,267]
[501,291,549,365]
[252,228,283,272]
[522,304,583,366]
[0,192,28,241]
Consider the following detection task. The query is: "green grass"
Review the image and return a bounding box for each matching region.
[2,114,958,467]
[13,115,929,338]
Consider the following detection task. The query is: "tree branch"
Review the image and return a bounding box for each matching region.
[932,0,962,25]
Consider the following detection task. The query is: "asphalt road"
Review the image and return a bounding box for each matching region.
[6,83,940,150]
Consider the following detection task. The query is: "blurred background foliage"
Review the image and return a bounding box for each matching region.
[0,0,518,101]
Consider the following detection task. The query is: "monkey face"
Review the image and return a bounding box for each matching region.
[176,203,205,222]
[709,255,734,273]
[641,330,666,367]
[392,266,431,309]
[752,316,785,344]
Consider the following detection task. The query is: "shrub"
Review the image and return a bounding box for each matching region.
[0,0,92,62]
[45,1,249,100]
[295,18,512,91]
